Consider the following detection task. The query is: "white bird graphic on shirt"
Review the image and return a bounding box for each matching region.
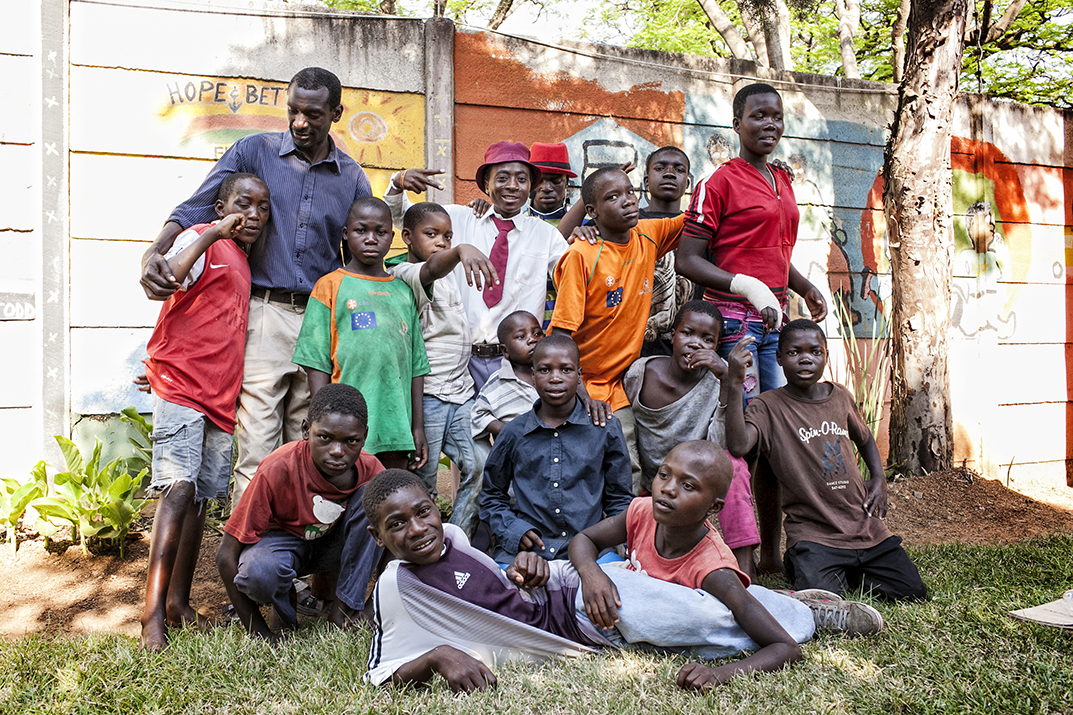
[312,495,345,525]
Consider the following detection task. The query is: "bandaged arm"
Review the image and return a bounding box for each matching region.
[729,273,780,317]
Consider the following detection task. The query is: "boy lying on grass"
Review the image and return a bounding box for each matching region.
[570,441,883,689]
[362,468,813,693]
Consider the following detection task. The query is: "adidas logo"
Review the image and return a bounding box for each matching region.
[454,571,470,589]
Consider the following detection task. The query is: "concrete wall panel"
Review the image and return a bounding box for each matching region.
[70,1,425,94]
[70,153,214,241]
[70,239,160,329]
[0,144,38,232]
[0,0,38,56]
[0,322,39,408]
[0,55,37,144]
[0,408,42,480]
[70,328,152,415]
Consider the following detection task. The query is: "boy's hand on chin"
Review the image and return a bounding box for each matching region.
[506,551,550,588]
[686,349,727,377]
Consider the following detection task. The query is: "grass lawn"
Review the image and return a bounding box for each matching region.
[2,534,1071,715]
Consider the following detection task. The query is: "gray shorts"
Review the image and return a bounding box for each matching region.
[150,395,233,502]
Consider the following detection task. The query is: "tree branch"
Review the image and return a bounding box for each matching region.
[835,0,861,78]
[695,0,753,59]
[891,0,910,83]
[487,0,516,30]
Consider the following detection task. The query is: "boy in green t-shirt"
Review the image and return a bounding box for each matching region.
[293,197,430,471]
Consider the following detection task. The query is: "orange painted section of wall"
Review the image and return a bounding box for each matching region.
[453,32,684,199]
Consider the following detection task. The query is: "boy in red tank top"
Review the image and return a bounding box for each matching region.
[140,173,269,650]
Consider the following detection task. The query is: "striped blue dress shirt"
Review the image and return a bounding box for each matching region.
[169,131,372,294]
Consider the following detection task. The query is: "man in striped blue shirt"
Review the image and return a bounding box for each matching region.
[140,67,372,505]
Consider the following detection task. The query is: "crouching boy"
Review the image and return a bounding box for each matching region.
[363,469,815,693]
[217,384,385,642]
[724,319,927,601]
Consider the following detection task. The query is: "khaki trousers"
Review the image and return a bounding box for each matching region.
[232,297,310,506]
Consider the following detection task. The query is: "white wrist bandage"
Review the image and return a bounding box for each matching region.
[729,273,780,316]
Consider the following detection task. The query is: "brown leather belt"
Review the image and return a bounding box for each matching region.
[471,343,503,358]
[252,286,309,307]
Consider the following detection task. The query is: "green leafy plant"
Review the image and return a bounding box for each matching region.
[31,436,150,557]
[119,407,153,476]
[832,298,891,477]
[0,469,44,556]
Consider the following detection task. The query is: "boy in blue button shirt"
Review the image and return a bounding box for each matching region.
[479,333,633,565]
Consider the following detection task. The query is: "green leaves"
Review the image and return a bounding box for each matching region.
[0,476,44,556]
[30,435,150,558]
[119,407,153,476]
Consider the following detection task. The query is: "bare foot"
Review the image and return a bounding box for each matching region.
[140,617,169,652]
[167,606,215,632]
[328,600,374,630]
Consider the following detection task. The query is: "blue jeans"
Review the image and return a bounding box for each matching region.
[417,396,486,537]
[232,484,382,624]
[719,318,786,403]
[575,565,815,659]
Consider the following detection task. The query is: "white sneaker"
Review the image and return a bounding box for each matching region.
[805,599,884,636]
[786,588,844,602]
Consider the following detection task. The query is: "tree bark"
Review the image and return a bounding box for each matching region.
[891,0,910,83]
[487,0,515,30]
[696,0,753,60]
[884,0,968,475]
[738,3,770,67]
[834,0,861,78]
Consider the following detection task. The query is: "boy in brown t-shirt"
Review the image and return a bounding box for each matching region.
[723,319,927,601]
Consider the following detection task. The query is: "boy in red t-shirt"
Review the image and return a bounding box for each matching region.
[139,173,268,651]
[217,383,386,642]
[570,441,884,690]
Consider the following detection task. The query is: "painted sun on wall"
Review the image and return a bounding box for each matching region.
[158,76,425,169]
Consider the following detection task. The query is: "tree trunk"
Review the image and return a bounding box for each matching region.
[834,0,861,78]
[749,0,790,70]
[738,3,770,66]
[884,0,968,475]
[891,0,910,83]
[487,0,515,30]
[696,0,753,60]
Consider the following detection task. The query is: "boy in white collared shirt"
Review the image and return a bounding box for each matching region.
[384,141,569,390]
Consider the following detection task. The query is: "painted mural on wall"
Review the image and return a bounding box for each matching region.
[859,138,1033,340]
[158,76,425,174]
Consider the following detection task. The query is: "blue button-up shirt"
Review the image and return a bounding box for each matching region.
[480,398,634,563]
[169,131,372,294]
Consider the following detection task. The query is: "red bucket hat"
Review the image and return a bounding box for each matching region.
[529,142,578,178]
[475,141,542,193]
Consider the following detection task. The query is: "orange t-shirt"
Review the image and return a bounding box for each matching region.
[625,497,749,590]
[550,216,683,410]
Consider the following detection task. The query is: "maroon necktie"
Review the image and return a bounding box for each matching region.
[484,216,514,307]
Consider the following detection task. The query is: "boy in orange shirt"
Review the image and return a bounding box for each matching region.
[550,167,684,491]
